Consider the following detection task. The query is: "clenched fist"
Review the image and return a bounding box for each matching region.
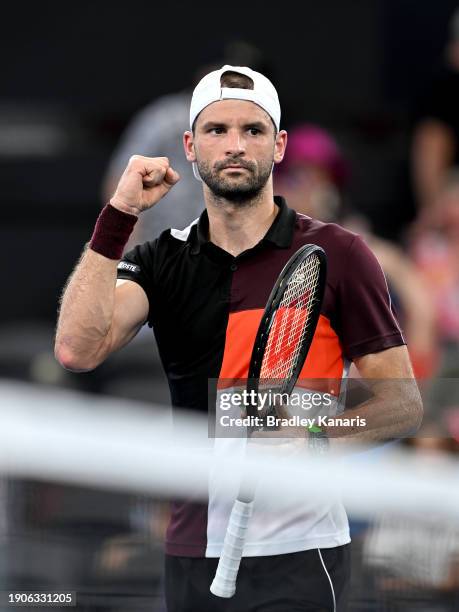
[110,155,180,216]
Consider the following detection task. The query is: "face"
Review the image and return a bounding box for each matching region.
[184,99,287,204]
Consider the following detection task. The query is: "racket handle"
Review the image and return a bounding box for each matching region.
[210,499,254,598]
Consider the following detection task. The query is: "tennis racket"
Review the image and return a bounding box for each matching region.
[210,243,327,598]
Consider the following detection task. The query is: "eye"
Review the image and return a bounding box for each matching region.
[209,127,225,134]
[248,127,261,136]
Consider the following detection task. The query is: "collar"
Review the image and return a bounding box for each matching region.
[190,196,296,255]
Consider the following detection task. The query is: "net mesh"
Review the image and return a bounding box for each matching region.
[260,253,321,382]
[2,380,459,610]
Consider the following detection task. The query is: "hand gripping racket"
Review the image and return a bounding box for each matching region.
[210,243,327,598]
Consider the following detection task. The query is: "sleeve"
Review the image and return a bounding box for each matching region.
[336,235,405,360]
[116,240,157,327]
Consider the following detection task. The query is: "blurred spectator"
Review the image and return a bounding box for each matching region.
[275,124,438,379]
[345,214,438,379]
[275,124,350,222]
[102,41,272,250]
[411,169,459,392]
[412,7,459,226]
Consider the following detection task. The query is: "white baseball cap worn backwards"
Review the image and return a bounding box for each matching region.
[190,64,281,131]
[189,64,281,180]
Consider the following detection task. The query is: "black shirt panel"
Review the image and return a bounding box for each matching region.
[118,225,234,412]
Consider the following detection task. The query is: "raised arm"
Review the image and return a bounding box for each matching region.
[55,155,179,372]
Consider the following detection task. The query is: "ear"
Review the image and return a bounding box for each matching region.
[183,131,196,162]
[273,130,288,165]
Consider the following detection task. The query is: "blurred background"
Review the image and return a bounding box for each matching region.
[2,0,459,609]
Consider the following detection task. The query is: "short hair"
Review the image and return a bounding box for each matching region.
[220,70,254,89]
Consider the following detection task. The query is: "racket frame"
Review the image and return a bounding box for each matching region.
[247,243,327,403]
[210,243,327,599]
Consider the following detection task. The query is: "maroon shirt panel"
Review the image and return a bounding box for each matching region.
[231,213,405,360]
[165,501,208,557]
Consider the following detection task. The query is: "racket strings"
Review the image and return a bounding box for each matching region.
[260,254,321,383]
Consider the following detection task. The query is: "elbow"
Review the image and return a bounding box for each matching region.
[54,343,101,373]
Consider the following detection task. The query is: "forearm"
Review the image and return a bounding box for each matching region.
[55,246,120,371]
[55,203,138,371]
[324,380,423,447]
[55,155,179,371]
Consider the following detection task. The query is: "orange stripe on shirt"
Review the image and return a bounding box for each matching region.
[218,311,344,390]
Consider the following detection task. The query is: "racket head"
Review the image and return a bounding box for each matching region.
[247,244,327,414]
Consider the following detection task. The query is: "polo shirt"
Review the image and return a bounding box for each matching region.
[117,196,405,557]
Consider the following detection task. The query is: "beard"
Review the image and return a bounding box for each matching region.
[196,156,273,204]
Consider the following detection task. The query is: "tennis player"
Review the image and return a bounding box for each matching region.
[55,65,422,611]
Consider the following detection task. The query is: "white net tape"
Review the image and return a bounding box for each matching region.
[1,381,459,523]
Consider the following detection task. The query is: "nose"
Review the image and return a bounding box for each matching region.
[225,129,246,157]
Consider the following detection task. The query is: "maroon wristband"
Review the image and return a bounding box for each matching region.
[89,203,138,260]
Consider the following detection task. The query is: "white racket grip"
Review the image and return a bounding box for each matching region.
[210,499,254,598]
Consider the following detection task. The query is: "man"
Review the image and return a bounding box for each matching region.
[55,65,422,611]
